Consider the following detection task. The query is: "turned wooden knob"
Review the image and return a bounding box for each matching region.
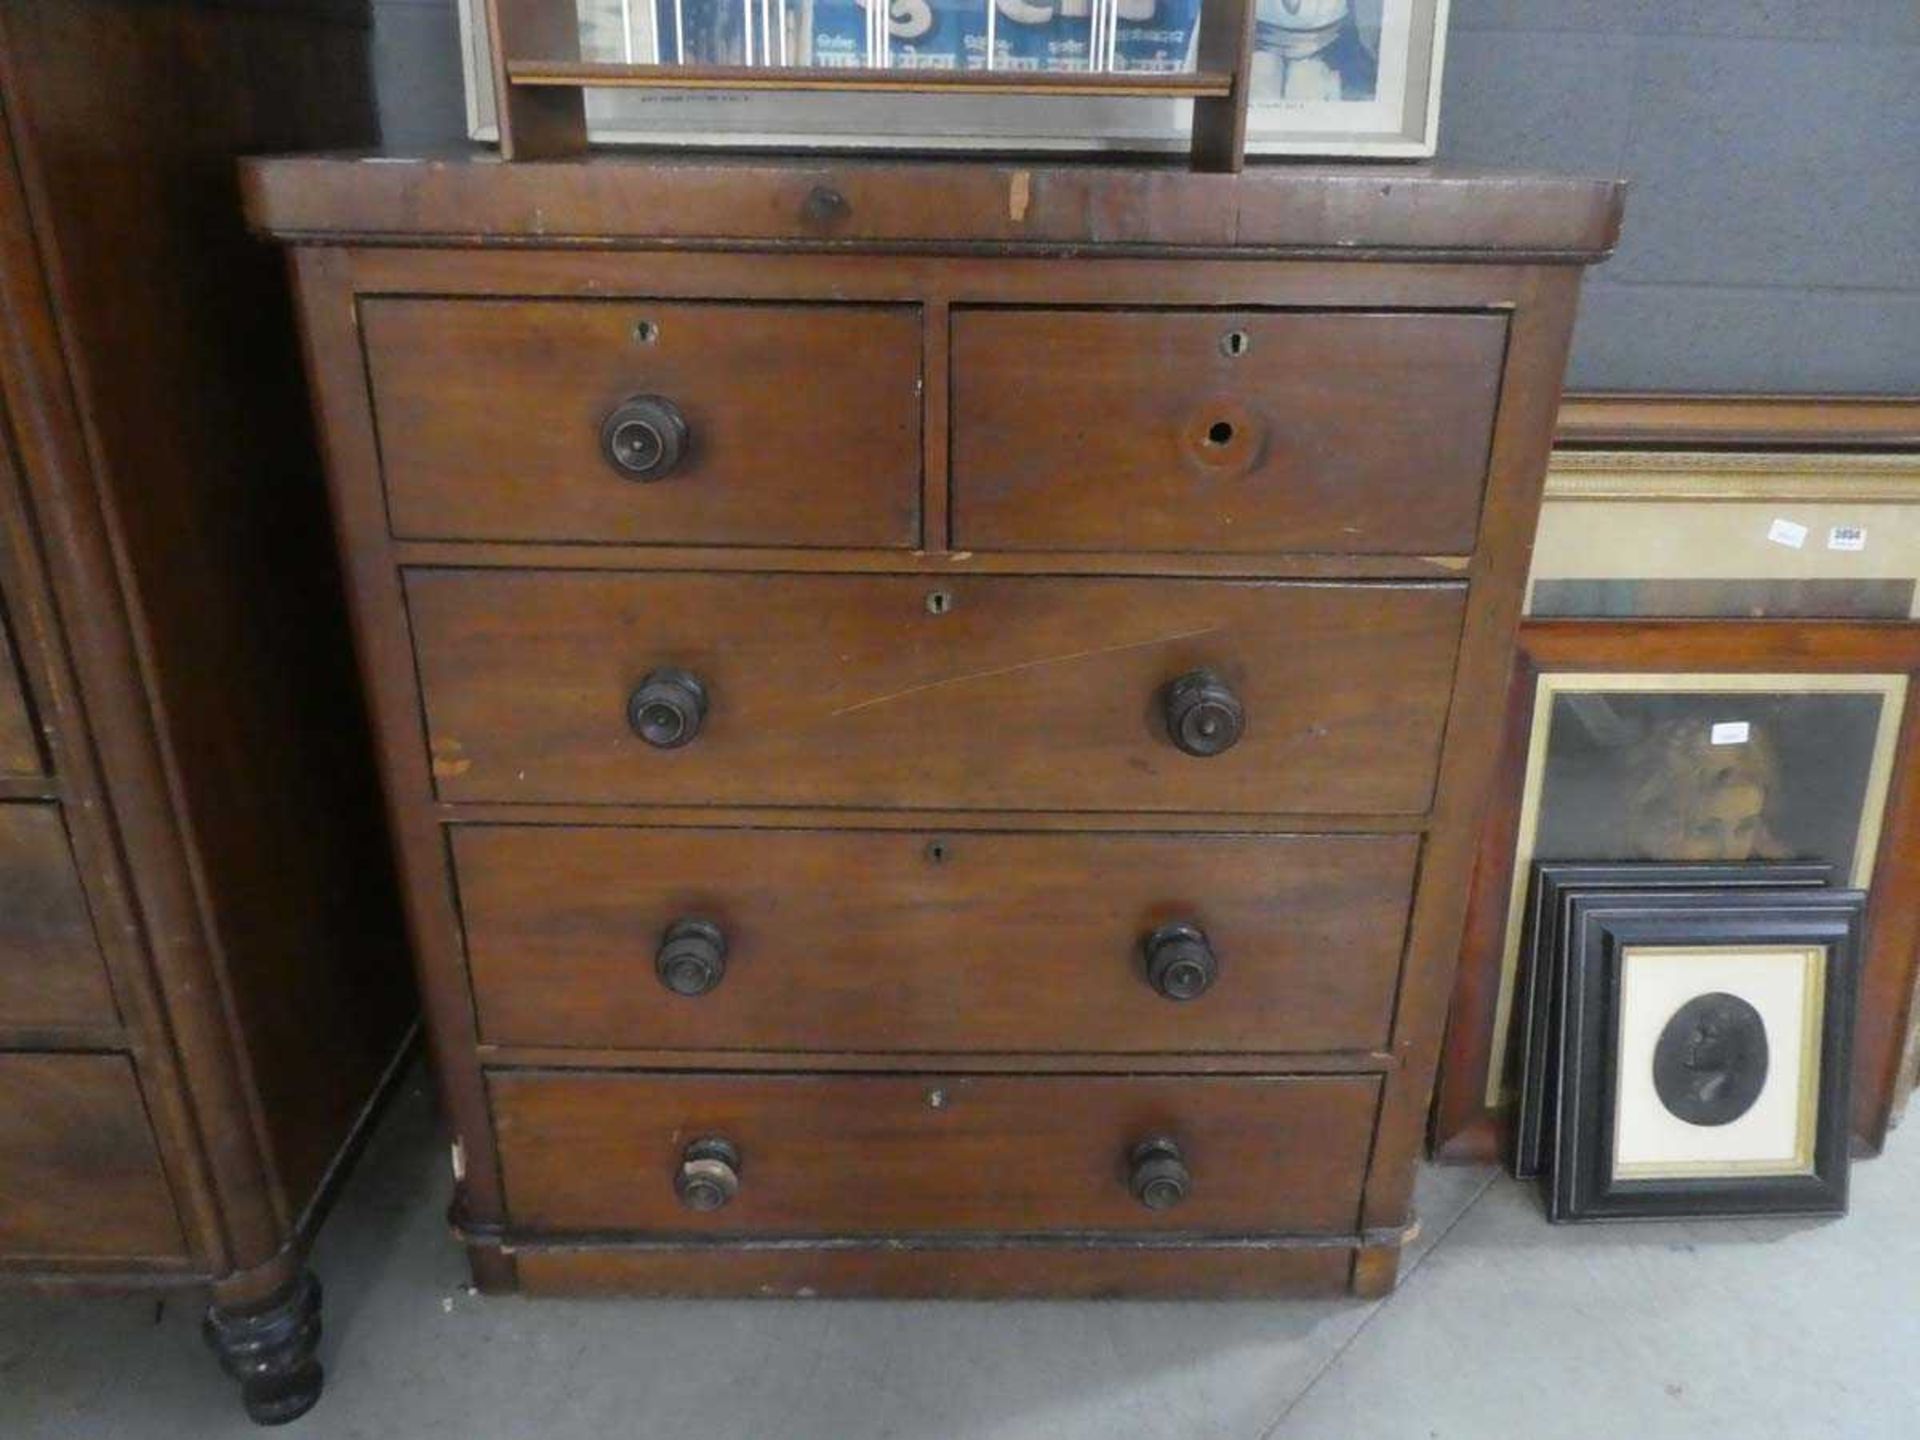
[802,184,852,227]
[1128,1137,1191,1211]
[628,668,708,749]
[656,918,727,996]
[601,395,688,480]
[1143,921,1217,1001]
[674,1138,741,1212]
[1163,670,1244,758]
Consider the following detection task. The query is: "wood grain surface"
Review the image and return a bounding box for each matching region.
[952,308,1505,554]
[0,804,116,1029]
[408,570,1465,813]
[490,1069,1377,1235]
[453,825,1417,1053]
[364,298,921,548]
[0,1052,184,1260]
[0,619,38,774]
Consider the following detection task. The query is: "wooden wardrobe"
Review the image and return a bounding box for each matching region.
[0,1,411,1422]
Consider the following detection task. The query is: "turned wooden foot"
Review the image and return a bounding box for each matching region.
[203,1269,324,1425]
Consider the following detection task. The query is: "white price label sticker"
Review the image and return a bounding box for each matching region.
[1767,518,1809,549]
[1711,721,1751,746]
[1829,526,1867,552]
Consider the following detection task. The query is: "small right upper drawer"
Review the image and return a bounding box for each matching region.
[950,308,1507,555]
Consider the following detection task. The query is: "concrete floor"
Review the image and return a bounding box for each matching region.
[4,1070,1917,1439]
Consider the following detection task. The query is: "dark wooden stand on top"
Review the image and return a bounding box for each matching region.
[0,1,412,1422]
[249,155,1622,1300]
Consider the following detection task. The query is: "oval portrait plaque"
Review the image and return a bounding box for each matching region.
[1652,991,1770,1127]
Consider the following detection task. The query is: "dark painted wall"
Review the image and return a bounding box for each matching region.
[1442,2,1918,392]
[370,0,1920,393]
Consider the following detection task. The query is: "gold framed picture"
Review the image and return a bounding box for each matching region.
[1529,451,1920,621]
[1487,671,1907,1110]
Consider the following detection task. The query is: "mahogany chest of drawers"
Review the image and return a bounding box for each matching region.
[249,156,1622,1298]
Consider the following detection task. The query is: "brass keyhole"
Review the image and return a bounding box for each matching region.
[633,319,660,345]
[925,590,955,616]
[1220,329,1251,358]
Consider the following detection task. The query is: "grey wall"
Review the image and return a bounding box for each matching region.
[1441,2,1920,393]
[368,0,1920,394]
[371,0,469,151]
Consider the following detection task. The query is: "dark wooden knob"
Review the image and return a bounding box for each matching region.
[601,395,688,480]
[1163,669,1244,758]
[674,1138,741,1212]
[656,918,727,996]
[802,184,852,227]
[628,668,707,749]
[1144,922,1217,1001]
[1128,1137,1191,1211]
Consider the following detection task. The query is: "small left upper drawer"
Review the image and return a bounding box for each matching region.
[361,299,923,548]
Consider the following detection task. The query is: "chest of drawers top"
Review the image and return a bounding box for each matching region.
[243,155,1623,257]
[252,155,1619,1301]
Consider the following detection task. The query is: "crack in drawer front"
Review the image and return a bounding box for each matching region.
[490,1070,1379,1236]
[951,307,1507,555]
[455,826,1417,1053]
[408,571,1465,814]
[363,299,922,548]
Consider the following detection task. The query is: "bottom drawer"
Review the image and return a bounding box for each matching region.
[0,1052,185,1260]
[490,1070,1378,1236]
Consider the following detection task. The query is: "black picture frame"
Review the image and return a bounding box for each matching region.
[1511,861,1833,1179]
[1549,888,1864,1223]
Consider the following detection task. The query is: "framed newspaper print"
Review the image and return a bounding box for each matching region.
[1433,622,1920,1167]
[456,0,1451,155]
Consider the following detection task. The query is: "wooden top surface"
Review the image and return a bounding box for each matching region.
[242,151,1625,259]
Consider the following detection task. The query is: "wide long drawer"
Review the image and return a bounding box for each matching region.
[407,571,1464,814]
[362,299,922,548]
[456,825,1415,1053]
[951,307,1507,555]
[490,1070,1378,1235]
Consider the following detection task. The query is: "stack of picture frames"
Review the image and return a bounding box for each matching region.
[1510,863,1863,1220]
[1433,395,1920,1220]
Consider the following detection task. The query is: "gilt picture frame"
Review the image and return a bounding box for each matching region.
[1487,670,1904,1115]
[1528,451,1920,621]
[1433,623,1920,1167]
